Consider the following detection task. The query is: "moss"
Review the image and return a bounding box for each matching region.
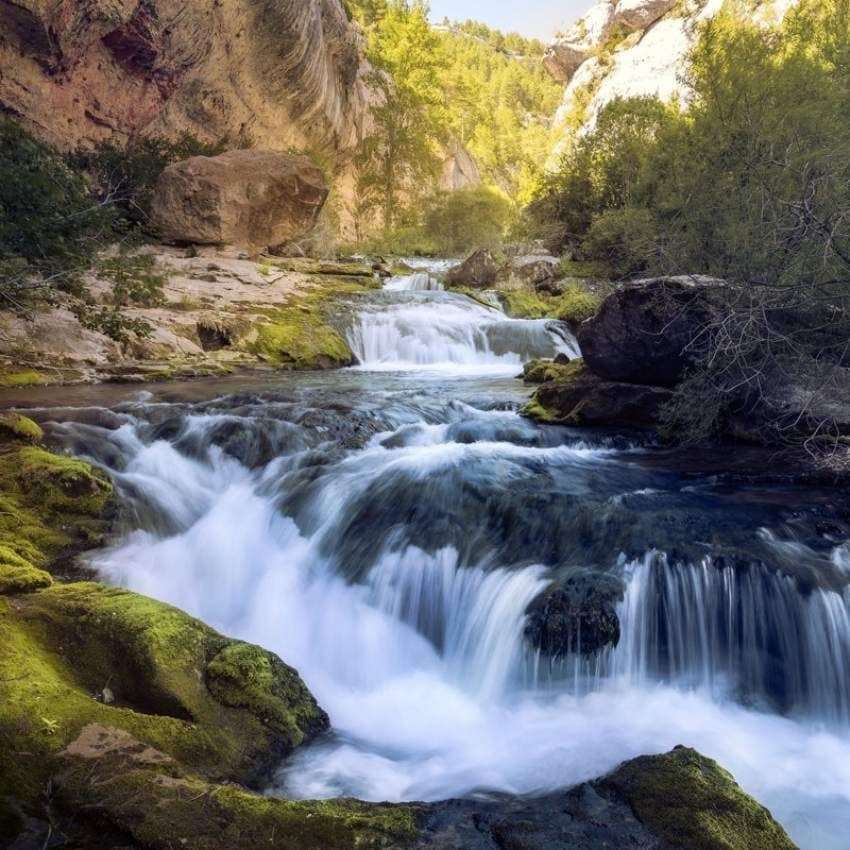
[249,278,377,370]
[601,746,797,850]
[0,582,329,814]
[522,357,585,384]
[0,412,43,443]
[53,725,421,849]
[521,359,587,424]
[0,443,113,572]
[0,546,52,593]
[500,285,601,326]
[0,370,48,388]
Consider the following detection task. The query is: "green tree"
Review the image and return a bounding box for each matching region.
[355,1,445,230]
[422,185,512,253]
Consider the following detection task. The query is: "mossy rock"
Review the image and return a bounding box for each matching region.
[0,370,48,389]
[0,413,43,443]
[53,724,420,849]
[600,745,797,850]
[0,582,329,820]
[499,285,601,326]
[0,545,52,593]
[0,443,113,574]
[522,357,585,385]
[248,278,377,370]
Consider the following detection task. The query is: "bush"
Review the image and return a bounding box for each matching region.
[0,120,114,281]
[582,207,657,278]
[422,185,513,254]
[73,133,226,230]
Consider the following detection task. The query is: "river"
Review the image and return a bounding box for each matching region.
[10,261,850,849]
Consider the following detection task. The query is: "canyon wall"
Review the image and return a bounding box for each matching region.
[545,0,798,159]
[0,0,375,156]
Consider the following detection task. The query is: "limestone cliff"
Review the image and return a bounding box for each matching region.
[545,0,798,157]
[0,0,374,156]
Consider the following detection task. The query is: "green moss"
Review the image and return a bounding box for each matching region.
[0,546,52,593]
[0,444,113,571]
[500,285,601,326]
[522,357,585,384]
[0,582,328,813]
[249,279,377,370]
[0,413,43,443]
[0,370,47,388]
[602,746,797,850]
[53,724,421,849]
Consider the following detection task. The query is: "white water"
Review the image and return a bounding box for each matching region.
[85,410,850,850]
[346,266,578,372]
[71,272,850,850]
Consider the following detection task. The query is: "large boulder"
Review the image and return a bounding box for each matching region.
[614,0,679,31]
[445,248,503,289]
[525,362,673,428]
[151,150,328,250]
[510,254,560,286]
[578,276,726,388]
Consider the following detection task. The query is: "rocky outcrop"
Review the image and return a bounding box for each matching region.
[546,0,797,150]
[445,248,503,289]
[577,276,725,387]
[151,150,328,250]
[511,253,560,287]
[0,0,374,155]
[440,136,482,191]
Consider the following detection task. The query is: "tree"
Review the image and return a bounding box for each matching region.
[355,1,445,231]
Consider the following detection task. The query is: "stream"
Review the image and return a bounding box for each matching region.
[11,260,850,849]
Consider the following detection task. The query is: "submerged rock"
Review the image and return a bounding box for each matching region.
[525,571,623,656]
[151,150,328,250]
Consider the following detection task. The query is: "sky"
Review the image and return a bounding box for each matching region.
[428,0,596,40]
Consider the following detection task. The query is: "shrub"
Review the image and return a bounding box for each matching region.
[422,185,513,254]
[582,208,658,279]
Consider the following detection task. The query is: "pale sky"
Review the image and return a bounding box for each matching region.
[428,0,596,40]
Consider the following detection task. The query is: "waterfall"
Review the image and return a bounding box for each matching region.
[539,553,850,723]
[384,271,444,291]
[347,291,577,372]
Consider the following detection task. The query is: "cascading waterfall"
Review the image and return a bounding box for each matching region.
[537,553,850,723]
[384,271,444,291]
[26,265,850,850]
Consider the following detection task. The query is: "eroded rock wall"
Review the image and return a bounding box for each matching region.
[0,0,374,155]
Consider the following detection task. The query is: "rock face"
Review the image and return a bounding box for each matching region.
[511,254,560,286]
[0,0,374,155]
[578,276,725,387]
[546,0,797,152]
[445,248,503,288]
[151,150,328,249]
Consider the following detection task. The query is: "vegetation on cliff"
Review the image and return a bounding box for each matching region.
[528,0,850,447]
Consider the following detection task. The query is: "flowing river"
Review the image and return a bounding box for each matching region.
[12,261,850,849]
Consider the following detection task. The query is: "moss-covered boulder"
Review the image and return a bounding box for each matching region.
[52,724,420,849]
[522,357,585,385]
[0,582,329,838]
[499,284,601,327]
[0,412,43,443]
[600,745,797,850]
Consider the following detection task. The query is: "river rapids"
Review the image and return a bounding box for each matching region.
[14,260,850,849]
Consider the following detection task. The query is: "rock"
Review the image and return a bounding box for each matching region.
[0,0,374,158]
[510,254,560,285]
[525,366,674,428]
[599,746,798,850]
[151,150,328,250]
[578,276,727,388]
[525,572,623,656]
[522,358,582,384]
[418,747,797,850]
[543,1,616,83]
[445,248,503,289]
[440,135,482,191]
[614,0,679,30]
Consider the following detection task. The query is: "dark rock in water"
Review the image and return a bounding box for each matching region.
[525,571,623,656]
[526,368,673,427]
[418,747,797,850]
[446,248,502,288]
[578,276,726,387]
